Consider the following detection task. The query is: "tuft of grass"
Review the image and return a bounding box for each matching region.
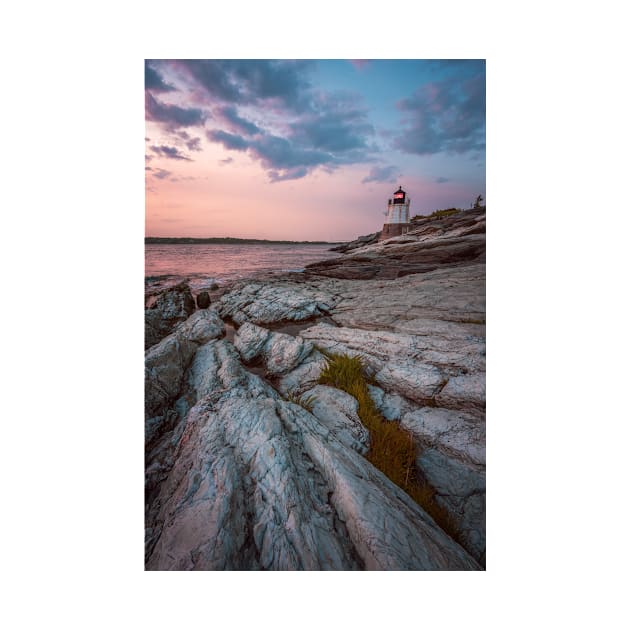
[318,352,459,539]
[285,391,317,412]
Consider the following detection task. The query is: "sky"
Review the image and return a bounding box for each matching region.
[145,59,485,240]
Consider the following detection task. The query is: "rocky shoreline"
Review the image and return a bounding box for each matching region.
[145,208,486,570]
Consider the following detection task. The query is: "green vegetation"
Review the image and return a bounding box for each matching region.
[285,391,317,412]
[411,208,461,221]
[318,352,457,538]
[429,208,461,218]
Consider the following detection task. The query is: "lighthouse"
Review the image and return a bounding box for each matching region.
[379,186,412,240]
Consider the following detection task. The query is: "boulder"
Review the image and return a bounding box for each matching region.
[145,283,196,349]
[145,309,225,444]
[276,350,328,396]
[234,322,313,375]
[219,281,339,325]
[196,291,211,309]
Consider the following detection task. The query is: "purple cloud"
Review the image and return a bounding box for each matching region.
[145,92,207,129]
[290,93,373,153]
[394,72,485,156]
[150,145,193,161]
[204,85,375,181]
[216,105,260,135]
[206,129,336,182]
[152,168,173,180]
[361,165,399,184]
[177,60,314,112]
[145,61,175,93]
[207,129,249,151]
[175,130,203,152]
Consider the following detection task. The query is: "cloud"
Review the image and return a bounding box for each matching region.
[435,176,450,183]
[219,157,234,165]
[290,93,373,153]
[150,144,193,161]
[207,129,334,182]
[178,60,314,112]
[207,129,250,151]
[152,168,173,180]
[186,61,377,181]
[145,92,206,129]
[361,165,399,184]
[394,72,485,156]
[145,61,175,92]
[205,85,375,181]
[216,105,260,135]
[174,130,203,151]
[268,167,309,182]
[251,134,333,171]
[184,137,202,152]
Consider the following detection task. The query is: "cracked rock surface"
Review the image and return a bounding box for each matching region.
[145,208,486,569]
[145,332,480,570]
[218,280,339,325]
[145,282,196,350]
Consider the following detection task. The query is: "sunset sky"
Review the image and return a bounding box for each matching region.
[145,59,485,240]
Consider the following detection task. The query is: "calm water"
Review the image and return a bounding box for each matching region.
[145,243,339,293]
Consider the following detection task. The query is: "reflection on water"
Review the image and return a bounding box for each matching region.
[145,243,339,293]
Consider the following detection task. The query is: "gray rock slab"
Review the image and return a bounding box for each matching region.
[145,309,225,443]
[219,281,339,325]
[401,407,485,467]
[416,448,485,564]
[234,322,314,375]
[301,385,370,455]
[145,283,196,349]
[146,342,481,570]
[367,385,415,421]
[276,350,328,396]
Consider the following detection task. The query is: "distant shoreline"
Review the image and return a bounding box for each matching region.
[145,237,343,245]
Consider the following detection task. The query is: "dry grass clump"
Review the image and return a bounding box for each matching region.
[318,352,458,538]
[285,391,317,412]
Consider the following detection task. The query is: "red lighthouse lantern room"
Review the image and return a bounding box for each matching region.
[393,186,406,204]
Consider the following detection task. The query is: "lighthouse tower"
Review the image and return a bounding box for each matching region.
[379,186,412,240]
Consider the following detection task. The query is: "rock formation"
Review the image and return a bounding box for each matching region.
[145,208,486,569]
[145,283,196,350]
[305,207,485,280]
[196,291,211,309]
[329,231,380,253]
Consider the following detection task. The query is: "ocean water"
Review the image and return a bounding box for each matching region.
[145,243,340,293]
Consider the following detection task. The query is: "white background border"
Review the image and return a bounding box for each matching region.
[3,1,628,628]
